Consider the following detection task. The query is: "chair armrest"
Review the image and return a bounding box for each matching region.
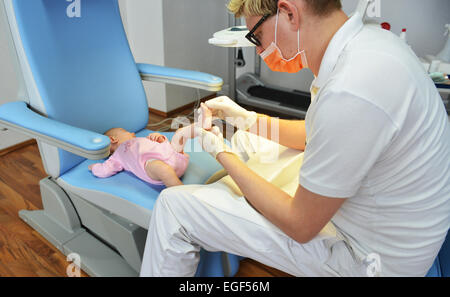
[0,101,110,159]
[137,63,223,92]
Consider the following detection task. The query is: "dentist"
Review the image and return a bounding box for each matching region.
[141,0,450,277]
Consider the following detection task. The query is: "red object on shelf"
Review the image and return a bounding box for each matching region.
[381,22,391,31]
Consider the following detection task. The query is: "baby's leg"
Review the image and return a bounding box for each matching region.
[170,124,195,154]
[145,160,183,187]
[199,102,212,130]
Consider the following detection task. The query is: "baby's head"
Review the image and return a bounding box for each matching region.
[105,128,136,154]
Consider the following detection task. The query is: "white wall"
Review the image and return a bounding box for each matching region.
[162,0,229,112]
[122,0,167,112]
[341,0,450,58]
[237,0,450,93]
[122,0,229,113]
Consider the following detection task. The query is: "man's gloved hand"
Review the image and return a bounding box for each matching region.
[194,126,234,159]
[204,96,257,131]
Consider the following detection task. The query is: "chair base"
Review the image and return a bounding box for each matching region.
[19,209,137,276]
[19,177,139,276]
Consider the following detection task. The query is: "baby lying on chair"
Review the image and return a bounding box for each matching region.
[88,103,212,187]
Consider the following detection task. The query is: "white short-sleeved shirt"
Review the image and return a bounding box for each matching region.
[299,13,450,276]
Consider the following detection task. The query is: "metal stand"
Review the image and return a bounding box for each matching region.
[228,13,237,100]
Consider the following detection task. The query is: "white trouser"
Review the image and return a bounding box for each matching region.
[140,131,367,277]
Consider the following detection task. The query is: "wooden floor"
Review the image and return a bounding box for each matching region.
[0,104,292,277]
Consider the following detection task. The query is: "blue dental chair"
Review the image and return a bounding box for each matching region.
[0,0,239,276]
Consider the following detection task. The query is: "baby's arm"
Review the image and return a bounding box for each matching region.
[88,157,123,178]
[144,160,183,187]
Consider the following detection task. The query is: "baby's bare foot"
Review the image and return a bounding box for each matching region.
[199,102,212,130]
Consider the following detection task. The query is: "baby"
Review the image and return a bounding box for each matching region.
[88,103,212,188]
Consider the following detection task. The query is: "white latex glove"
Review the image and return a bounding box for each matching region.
[195,126,234,159]
[204,96,257,131]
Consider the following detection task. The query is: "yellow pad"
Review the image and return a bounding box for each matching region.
[205,146,305,198]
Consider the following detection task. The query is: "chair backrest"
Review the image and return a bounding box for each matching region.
[4,0,149,176]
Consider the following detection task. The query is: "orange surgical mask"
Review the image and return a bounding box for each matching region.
[259,9,308,73]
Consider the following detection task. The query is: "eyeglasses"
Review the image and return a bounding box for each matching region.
[245,13,271,46]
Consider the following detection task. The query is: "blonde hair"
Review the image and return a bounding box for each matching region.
[104,127,126,155]
[227,0,342,17]
[104,127,124,137]
[228,0,278,17]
